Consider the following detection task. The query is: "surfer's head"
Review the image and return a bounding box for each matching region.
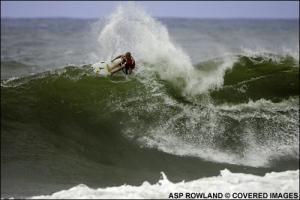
[125,52,131,58]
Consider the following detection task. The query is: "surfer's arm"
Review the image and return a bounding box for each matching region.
[111,55,123,62]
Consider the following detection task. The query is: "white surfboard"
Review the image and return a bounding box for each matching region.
[91,58,123,76]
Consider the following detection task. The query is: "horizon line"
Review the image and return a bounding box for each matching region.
[1,16,299,20]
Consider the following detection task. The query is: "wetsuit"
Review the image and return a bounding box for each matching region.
[122,56,135,75]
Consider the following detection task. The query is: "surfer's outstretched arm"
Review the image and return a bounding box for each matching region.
[111,55,123,62]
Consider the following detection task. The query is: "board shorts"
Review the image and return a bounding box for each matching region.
[122,67,129,75]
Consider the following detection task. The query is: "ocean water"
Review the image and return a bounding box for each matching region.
[1,3,299,199]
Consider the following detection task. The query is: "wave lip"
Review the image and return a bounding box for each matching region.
[30,169,299,199]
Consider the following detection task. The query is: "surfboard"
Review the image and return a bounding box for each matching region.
[91,58,123,76]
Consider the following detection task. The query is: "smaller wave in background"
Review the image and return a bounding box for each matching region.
[1,60,41,80]
[197,54,299,104]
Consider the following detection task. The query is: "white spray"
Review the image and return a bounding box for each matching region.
[97,2,233,95]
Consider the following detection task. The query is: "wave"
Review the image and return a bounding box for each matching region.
[2,3,299,198]
[31,169,299,199]
[2,7,299,170]
[1,60,40,80]
[1,55,299,168]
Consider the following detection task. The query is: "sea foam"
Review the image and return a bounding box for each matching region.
[31,169,299,199]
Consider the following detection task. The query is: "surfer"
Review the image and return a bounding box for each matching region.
[110,52,135,75]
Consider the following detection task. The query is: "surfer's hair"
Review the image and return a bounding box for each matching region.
[125,52,131,57]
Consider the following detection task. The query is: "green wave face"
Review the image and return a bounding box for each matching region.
[1,54,299,170]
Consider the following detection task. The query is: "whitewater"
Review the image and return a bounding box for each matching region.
[33,170,299,199]
[1,2,299,199]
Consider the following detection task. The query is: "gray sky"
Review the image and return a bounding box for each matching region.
[1,1,299,19]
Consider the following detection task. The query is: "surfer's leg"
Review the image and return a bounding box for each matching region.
[110,64,119,71]
[110,67,123,76]
[122,68,128,75]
